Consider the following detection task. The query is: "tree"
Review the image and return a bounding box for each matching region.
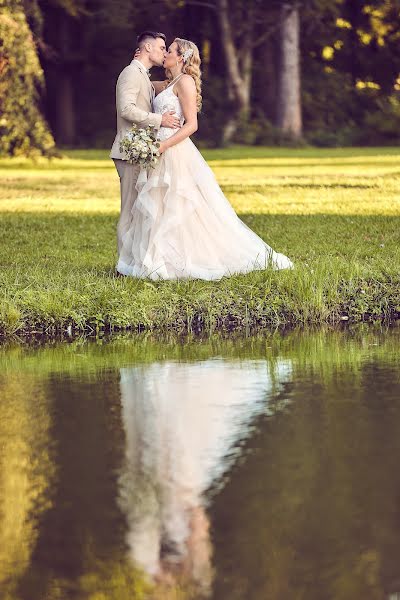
[37,0,135,146]
[21,0,400,149]
[215,0,253,143]
[0,0,55,156]
[333,0,400,92]
[277,2,302,138]
[193,0,303,142]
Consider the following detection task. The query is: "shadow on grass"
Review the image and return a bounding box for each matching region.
[60,147,400,161]
[0,163,115,172]
[2,210,400,228]
[214,160,400,169]
[221,183,380,192]
[3,160,395,172]
[1,212,400,276]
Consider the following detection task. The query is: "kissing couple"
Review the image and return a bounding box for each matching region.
[110,31,292,280]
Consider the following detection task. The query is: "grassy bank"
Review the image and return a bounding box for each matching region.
[1,146,400,336]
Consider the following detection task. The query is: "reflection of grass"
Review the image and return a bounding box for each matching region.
[1,148,400,335]
[1,325,399,377]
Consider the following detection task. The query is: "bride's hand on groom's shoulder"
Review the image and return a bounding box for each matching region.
[133,48,140,60]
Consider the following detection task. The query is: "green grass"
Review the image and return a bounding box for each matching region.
[1,146,400,336]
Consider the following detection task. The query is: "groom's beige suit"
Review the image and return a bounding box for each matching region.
[111,60,162,253]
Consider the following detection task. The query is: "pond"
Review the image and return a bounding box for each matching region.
[1,325,400,600]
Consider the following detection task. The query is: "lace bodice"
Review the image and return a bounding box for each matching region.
[153,84,185,141]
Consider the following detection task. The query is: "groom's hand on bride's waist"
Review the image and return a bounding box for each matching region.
[161,111,181,129]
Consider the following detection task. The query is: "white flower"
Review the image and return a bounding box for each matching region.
[119,124,160,168]
[183,48,193,63]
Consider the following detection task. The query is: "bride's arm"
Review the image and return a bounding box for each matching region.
[158,75,198,153]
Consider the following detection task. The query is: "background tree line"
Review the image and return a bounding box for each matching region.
[1,0,400,156]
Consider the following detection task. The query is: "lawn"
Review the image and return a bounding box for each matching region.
[1,146,400,336]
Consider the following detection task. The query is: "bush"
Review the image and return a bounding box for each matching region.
[197,77,227,146]
[0,0,55,157]
[360,95,400,144]
[231,113,307,147]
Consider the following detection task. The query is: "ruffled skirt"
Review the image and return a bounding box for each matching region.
[116,138,293,280]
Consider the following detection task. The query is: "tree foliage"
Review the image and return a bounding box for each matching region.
[1,0,400,154]
[0,0,55,156]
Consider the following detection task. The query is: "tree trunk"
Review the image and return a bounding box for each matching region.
[54,12,76,145]
[216,0,252,144]
[277,3,302,138]
[55,70,76,145]
[257,35,279,123]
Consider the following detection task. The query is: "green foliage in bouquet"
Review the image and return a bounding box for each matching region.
[0,0,55,157]
[119,124,160,168]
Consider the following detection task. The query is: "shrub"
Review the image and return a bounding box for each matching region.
[0,0,55,157]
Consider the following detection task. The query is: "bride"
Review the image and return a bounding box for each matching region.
[116,38,293,280]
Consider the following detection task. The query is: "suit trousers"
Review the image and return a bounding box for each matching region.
[113,159,140,254]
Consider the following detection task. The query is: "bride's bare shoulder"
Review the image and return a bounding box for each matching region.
[177,74,195,87]
[175,74,196,94]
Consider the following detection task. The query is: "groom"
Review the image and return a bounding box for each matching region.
[110,31,180,254]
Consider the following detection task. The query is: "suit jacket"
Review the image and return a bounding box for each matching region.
[110,60,162,160]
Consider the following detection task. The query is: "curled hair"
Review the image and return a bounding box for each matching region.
[170,38,202,112]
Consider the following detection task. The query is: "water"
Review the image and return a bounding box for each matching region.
[1,326,400,600]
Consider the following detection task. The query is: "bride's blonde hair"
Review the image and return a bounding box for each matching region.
[167,38,202,112]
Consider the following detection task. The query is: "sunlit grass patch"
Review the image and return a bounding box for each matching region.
[1,146,400,335]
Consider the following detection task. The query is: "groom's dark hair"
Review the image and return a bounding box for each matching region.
[137,31,166,46]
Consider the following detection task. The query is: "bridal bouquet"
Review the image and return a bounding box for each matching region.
[119,124,160,168]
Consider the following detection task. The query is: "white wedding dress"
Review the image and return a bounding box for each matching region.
[116,81,293,280]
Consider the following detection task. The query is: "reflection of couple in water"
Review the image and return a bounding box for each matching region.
[117,358,291,596]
